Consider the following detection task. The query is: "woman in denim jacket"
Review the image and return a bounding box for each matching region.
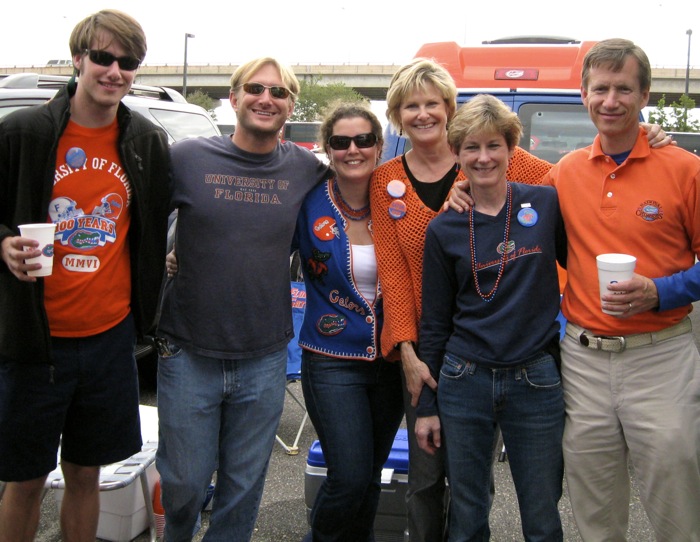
[294,102,405,542]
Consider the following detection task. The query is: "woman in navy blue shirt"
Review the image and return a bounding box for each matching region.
[417,94,567,541]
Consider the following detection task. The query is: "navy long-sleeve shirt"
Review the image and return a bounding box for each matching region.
[418,182,567,417]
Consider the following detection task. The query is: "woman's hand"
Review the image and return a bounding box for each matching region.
[641,122,676,148]
[400,341,437,407]
[416,415,442,455]
[442,179,473,213]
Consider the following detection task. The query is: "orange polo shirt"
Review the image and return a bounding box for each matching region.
[544,127,700,335]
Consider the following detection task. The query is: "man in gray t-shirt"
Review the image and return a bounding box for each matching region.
[155,57,328,542]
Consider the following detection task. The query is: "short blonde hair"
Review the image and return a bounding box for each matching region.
[229,57,300,103]
[385,58,457,131]
[448,94,522,152]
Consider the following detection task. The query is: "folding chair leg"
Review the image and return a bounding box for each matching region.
[290,411,309,452]
[275,434,299,456]
[275,381,308,456]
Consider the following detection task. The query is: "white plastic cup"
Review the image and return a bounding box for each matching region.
[19,223,57,277]
[596,253,636,315]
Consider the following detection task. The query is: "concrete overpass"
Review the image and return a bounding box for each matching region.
[2,64,699,105]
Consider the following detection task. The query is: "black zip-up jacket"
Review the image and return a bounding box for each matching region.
[0,81,171,364]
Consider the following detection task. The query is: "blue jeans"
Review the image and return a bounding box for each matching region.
[156,344,287,542]
[301,351,405,542]
[438,351,564,542]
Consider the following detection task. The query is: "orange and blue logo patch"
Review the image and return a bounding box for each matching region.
[636,200,663,222]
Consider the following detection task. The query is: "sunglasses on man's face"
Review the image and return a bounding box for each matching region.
[237,82,291,100]
[85,49,141,71]
[327,133,378,151]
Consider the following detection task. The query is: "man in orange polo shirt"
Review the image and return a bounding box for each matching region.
[545,38,700,540]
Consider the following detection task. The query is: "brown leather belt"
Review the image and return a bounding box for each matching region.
[565,318,692,353]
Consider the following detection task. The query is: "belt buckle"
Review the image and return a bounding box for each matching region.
[580,333,626,353]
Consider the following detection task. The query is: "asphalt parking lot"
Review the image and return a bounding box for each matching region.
[35,303,700,541]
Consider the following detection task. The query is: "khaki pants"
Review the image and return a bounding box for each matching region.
[561,324,700,541]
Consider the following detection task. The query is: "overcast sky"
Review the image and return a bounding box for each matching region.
[2,0,698,69]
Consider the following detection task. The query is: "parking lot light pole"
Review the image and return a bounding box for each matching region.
[684,29,692,126]
[686,30,693,96]
[183,33,195,98]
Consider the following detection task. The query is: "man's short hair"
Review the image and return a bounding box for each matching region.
[229,58,300,103]
[69,9,147,71]
[582,38,651,92]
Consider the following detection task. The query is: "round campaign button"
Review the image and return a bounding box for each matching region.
[517,207,538,227]
[313,216,338,241]
[387,179,406,198]
[65,147,87,169]
[388,199,407,219]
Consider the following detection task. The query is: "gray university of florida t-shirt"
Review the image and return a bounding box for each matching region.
[158,135,328,359]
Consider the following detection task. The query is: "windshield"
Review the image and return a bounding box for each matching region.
[148,108,220,141]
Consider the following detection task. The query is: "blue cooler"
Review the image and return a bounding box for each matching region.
[304,428,409,542]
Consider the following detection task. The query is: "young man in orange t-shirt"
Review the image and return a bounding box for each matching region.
[0,10,170,542]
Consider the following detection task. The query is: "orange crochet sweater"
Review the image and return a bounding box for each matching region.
[369,147,555,358]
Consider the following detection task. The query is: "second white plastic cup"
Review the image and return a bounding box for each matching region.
[19,223,57,277]
[596,253,636,315]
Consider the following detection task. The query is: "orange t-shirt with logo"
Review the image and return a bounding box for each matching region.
[44,119,132,337]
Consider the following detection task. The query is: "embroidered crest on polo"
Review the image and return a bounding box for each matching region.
[388,199,407,219]
[65,147,87,169]
[517,203,538,227]
[387,179,406,198]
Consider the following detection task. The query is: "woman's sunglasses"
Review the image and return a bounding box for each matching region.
[237,82,291,100]
[84,49,141,71]
[327,133,378,151]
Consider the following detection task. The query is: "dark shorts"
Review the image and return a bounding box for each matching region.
[0,313,142,482]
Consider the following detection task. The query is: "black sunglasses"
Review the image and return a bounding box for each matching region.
[327,133,378,151]
[237,82,291,100]
[85,49,141,71]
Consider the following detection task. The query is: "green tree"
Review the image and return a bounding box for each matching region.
[186,89,218,121]
[647,94,700,132]
[291,78,367,122]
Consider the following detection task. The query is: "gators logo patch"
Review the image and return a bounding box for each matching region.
[317,314,347,336]
[636,200,663,222]
[497,240,516,255]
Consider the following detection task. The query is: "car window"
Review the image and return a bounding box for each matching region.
[668,132,700,156]
[0,99,49,120]
[518,103,598,163]
[147,108,219,141]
